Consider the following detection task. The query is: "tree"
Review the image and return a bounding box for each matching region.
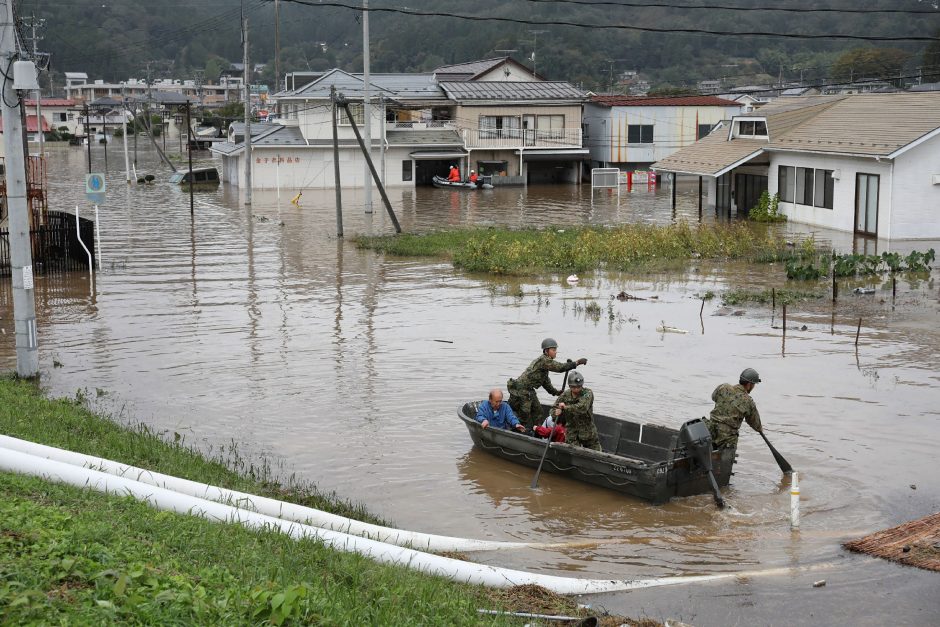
[830,47,910,83]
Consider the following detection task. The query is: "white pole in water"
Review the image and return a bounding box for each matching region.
[790,471,800,529]
[94,204,102,270]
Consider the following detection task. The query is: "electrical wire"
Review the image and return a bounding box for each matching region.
[273,0,940,42]
[520,0,940,15]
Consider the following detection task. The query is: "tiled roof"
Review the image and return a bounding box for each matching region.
[280,69,447,101]
[23,98,75,107]
[211,125,307,156]
[385,130,463,146]
[652,93,940,174]
[590,95,740,107]
[0,115,50,133]
[434,58,506,77]
[440,81,586,102]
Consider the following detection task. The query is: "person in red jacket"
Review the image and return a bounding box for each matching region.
[447,165,461,182]
[469,169,478,184]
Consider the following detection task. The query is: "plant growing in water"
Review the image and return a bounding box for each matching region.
[749,192,786,223]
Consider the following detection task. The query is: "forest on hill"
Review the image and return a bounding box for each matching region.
[20,0,940,93]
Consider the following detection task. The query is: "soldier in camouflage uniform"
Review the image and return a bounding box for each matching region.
[507,338,586,430]
[706,368,763,449]
[552,371,601,451]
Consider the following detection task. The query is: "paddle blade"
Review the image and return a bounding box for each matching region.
[761,431,793,474]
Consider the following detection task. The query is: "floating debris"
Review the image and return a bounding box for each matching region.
[813,580,827,588]
[656,321,688,334]
[566,274,579,284]
[853,287,876,295]
[844,511,940,572]
[615,291,646,301]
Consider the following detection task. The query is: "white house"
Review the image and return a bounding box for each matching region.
[23,98,78,136]
[583,95,741,170]
[652,93,940,239]
[214,69,464,189]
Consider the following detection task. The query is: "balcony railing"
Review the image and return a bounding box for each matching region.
[387,120,457,131]
[462,128,582,149]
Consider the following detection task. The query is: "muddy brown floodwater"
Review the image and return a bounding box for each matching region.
[2,145,938,625]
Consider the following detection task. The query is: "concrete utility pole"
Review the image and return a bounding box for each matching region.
[1,0,40,377]
[362,0,373,213]
[121,84,130,183]
[274,0,281,92]
[243,14,252,205]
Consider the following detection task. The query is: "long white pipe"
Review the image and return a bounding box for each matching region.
[0,446,733,594]
[0,434,565,553]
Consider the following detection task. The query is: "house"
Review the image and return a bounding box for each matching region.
[433,57,541,82]
[439,80,588,184]
[583,95,741,170]
[652,93,940,239]
[214,69,464,189]
[23,98,78,136]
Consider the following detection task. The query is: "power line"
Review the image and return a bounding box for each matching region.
[520,0,940,15]
[273,0,940,42]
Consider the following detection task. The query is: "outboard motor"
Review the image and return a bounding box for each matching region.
[678,417,724,509]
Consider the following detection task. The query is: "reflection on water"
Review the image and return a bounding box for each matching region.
[1,145,939,581]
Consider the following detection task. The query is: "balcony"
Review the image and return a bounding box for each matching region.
[462,128,582,150]
[386,120,457,131]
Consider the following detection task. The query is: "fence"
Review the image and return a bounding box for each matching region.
[0,210,96,277]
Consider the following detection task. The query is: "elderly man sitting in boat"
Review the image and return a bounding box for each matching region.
[475,388,526,433]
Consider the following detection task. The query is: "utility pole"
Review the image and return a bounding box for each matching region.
[1,0,40,377]
[186,101,194,215]
[274,0,281,92]
[243,13,252,205]
[84,102,91,173]
[527,30,547,75]
[362,0,373,213]
[331,85,343,237]
[121,84,130,183]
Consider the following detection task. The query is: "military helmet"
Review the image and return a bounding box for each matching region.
[569,371,584,387]
[740,368,761,384]
[541,337,558,351]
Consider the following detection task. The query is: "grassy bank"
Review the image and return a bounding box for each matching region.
[355,222,790,275]
[0,378,648,625]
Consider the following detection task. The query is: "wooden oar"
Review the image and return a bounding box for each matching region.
[530,370,570,490]
[759,430,793,474]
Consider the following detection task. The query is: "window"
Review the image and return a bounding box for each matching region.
[628,124,653,143]
[339,103,365,126]
[738,120,767,137]
[57,112,68,122]
[795,167,814,205]
[402,159,413,182]
[778,166,794,202]
[479,115,520,139]
[537,114,564,139]
[814,169,834,209]
[697,123,714,140]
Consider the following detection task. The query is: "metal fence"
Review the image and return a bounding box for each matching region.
[0,210,96,277]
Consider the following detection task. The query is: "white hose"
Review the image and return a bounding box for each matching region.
[0,434,573,553]
[0,446,731,594]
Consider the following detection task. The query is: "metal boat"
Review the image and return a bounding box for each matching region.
[458,401,734,504]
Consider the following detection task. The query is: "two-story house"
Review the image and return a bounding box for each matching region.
[214,69,464,189]
[440,81,588,184]
[652,93,940,239]
[583,95,741,170]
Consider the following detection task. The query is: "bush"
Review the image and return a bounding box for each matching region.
[749,191,786,222]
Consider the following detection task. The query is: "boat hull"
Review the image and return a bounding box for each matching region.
[432,175,492,190]
[459,402,735,504]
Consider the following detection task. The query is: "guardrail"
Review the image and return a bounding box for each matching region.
[462,128,582,149]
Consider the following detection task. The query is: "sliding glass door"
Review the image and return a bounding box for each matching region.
[855,173,879,236]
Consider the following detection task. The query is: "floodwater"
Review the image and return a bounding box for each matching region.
[2,145,939,625]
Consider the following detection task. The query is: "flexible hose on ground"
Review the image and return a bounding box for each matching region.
[0,445,734,594]
[0,434,590,553]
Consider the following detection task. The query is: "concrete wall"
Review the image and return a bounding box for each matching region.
[769,151,892,236]
[220,145,418,190]
[889,137,940,239]
[583,103,740,166]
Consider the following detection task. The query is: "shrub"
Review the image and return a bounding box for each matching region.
[749,191,786,222]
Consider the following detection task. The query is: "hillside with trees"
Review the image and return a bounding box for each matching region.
[21,0,940,93]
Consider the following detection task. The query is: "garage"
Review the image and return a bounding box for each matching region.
[410,150,468,186]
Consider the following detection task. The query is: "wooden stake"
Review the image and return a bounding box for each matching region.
[772,287,776,311]
[782,303,787,337]
[832,273,838,302]
[892,276,897,303]
[855,317,862,346]
[700,298,705,317]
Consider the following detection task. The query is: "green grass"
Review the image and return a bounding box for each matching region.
[0,377,384,526]
[355,223,789,276]
[0,471,513,626]
[721,288,826,306]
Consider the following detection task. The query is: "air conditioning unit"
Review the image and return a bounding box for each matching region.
[932,174,940,185]
[831,169,841,180]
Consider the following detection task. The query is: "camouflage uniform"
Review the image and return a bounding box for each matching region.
[706,383,762,449]
[507,355,574,429]
[553,387,600,451]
